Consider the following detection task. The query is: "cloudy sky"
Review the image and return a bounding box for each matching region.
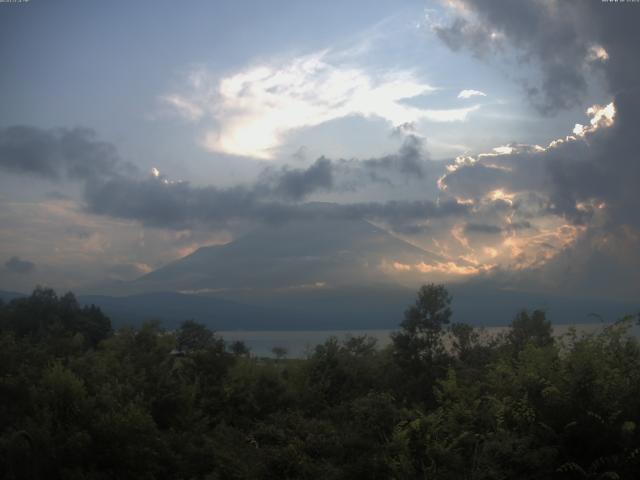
[0,0,638,300]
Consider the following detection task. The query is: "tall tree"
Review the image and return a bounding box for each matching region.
[176,320,213,352]
[391,284,452,404]
[508,309,553,353]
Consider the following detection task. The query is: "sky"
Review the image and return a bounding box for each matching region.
[0,0,638,301]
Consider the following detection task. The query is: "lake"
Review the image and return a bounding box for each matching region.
[217,322,636,358]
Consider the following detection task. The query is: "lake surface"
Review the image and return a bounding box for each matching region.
[218,322,636,358]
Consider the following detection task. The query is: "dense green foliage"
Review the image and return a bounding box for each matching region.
[1,285,639,479]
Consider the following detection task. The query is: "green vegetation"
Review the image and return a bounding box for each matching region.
[1,285,639,479]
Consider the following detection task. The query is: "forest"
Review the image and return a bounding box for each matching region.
[1,285,639,479]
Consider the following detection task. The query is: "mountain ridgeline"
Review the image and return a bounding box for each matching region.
[66,218,637,330]
[123,218,441,293]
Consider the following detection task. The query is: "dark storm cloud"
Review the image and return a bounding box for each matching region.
[267,157,334,201]
[0,126,132,180]
[443,163,510,199]
[359,134,427,179]
[464,223,502,234]
[259,134,433,199]
[507,221,532,232]
[463,221,532,236]
[81,152,452,230]
[434,0,640,300]
[434,0,608,114]
[45,191,72,200]
[4,256,35,274]
[442,141,594,224]
[0,124,458,229]
[84,177,255,229]
[434,17,495,59]
[333,198,468,223]
[0,125,434,206]
[436,0,640,228]
[78,131,454,230]
[442,103,639,228]
[83,173,469,230]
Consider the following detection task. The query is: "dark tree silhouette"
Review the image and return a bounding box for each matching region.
[391,283,453,404]
[176,319,214,352]
[230,340,251,356]
[508,309,553,353]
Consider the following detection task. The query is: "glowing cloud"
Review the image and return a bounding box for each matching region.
[571,102,616,139]
[487,188,515,204]
[457,89,487,99]
[431,100,622,277]
[587,44,609,63]
[491,145,514,155]
[164,51,480,159]
[391,260,492,276]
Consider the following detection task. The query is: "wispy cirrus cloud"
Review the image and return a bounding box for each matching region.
[162,50,480,159]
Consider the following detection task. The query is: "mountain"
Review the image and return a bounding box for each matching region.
[71,218,637,330]
[117,218,442,295]
[70,218,444,329]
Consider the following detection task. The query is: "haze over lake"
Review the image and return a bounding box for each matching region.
[219,323,639,358]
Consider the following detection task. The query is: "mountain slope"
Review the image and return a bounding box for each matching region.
[126,218,441,294]
[74,218,637,330]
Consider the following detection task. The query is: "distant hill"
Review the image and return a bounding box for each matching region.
[0,290,25,303]
[79,286,416,330]
[78,292,293,330]
[82,286,638,330]
[71,218,443,329]
[2,285,636,331]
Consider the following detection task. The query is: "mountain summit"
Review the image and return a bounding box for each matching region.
[129,218,440,295]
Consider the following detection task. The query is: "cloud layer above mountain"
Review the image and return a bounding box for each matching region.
[0,126,465,232]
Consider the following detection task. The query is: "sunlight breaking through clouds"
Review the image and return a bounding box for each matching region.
[572,102,616,138]
[426,99,621,279]
[164,51,481,159]
[389,260,492,276]
[587,44,609,63]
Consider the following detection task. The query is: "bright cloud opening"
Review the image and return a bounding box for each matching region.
[164,51,482,159]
